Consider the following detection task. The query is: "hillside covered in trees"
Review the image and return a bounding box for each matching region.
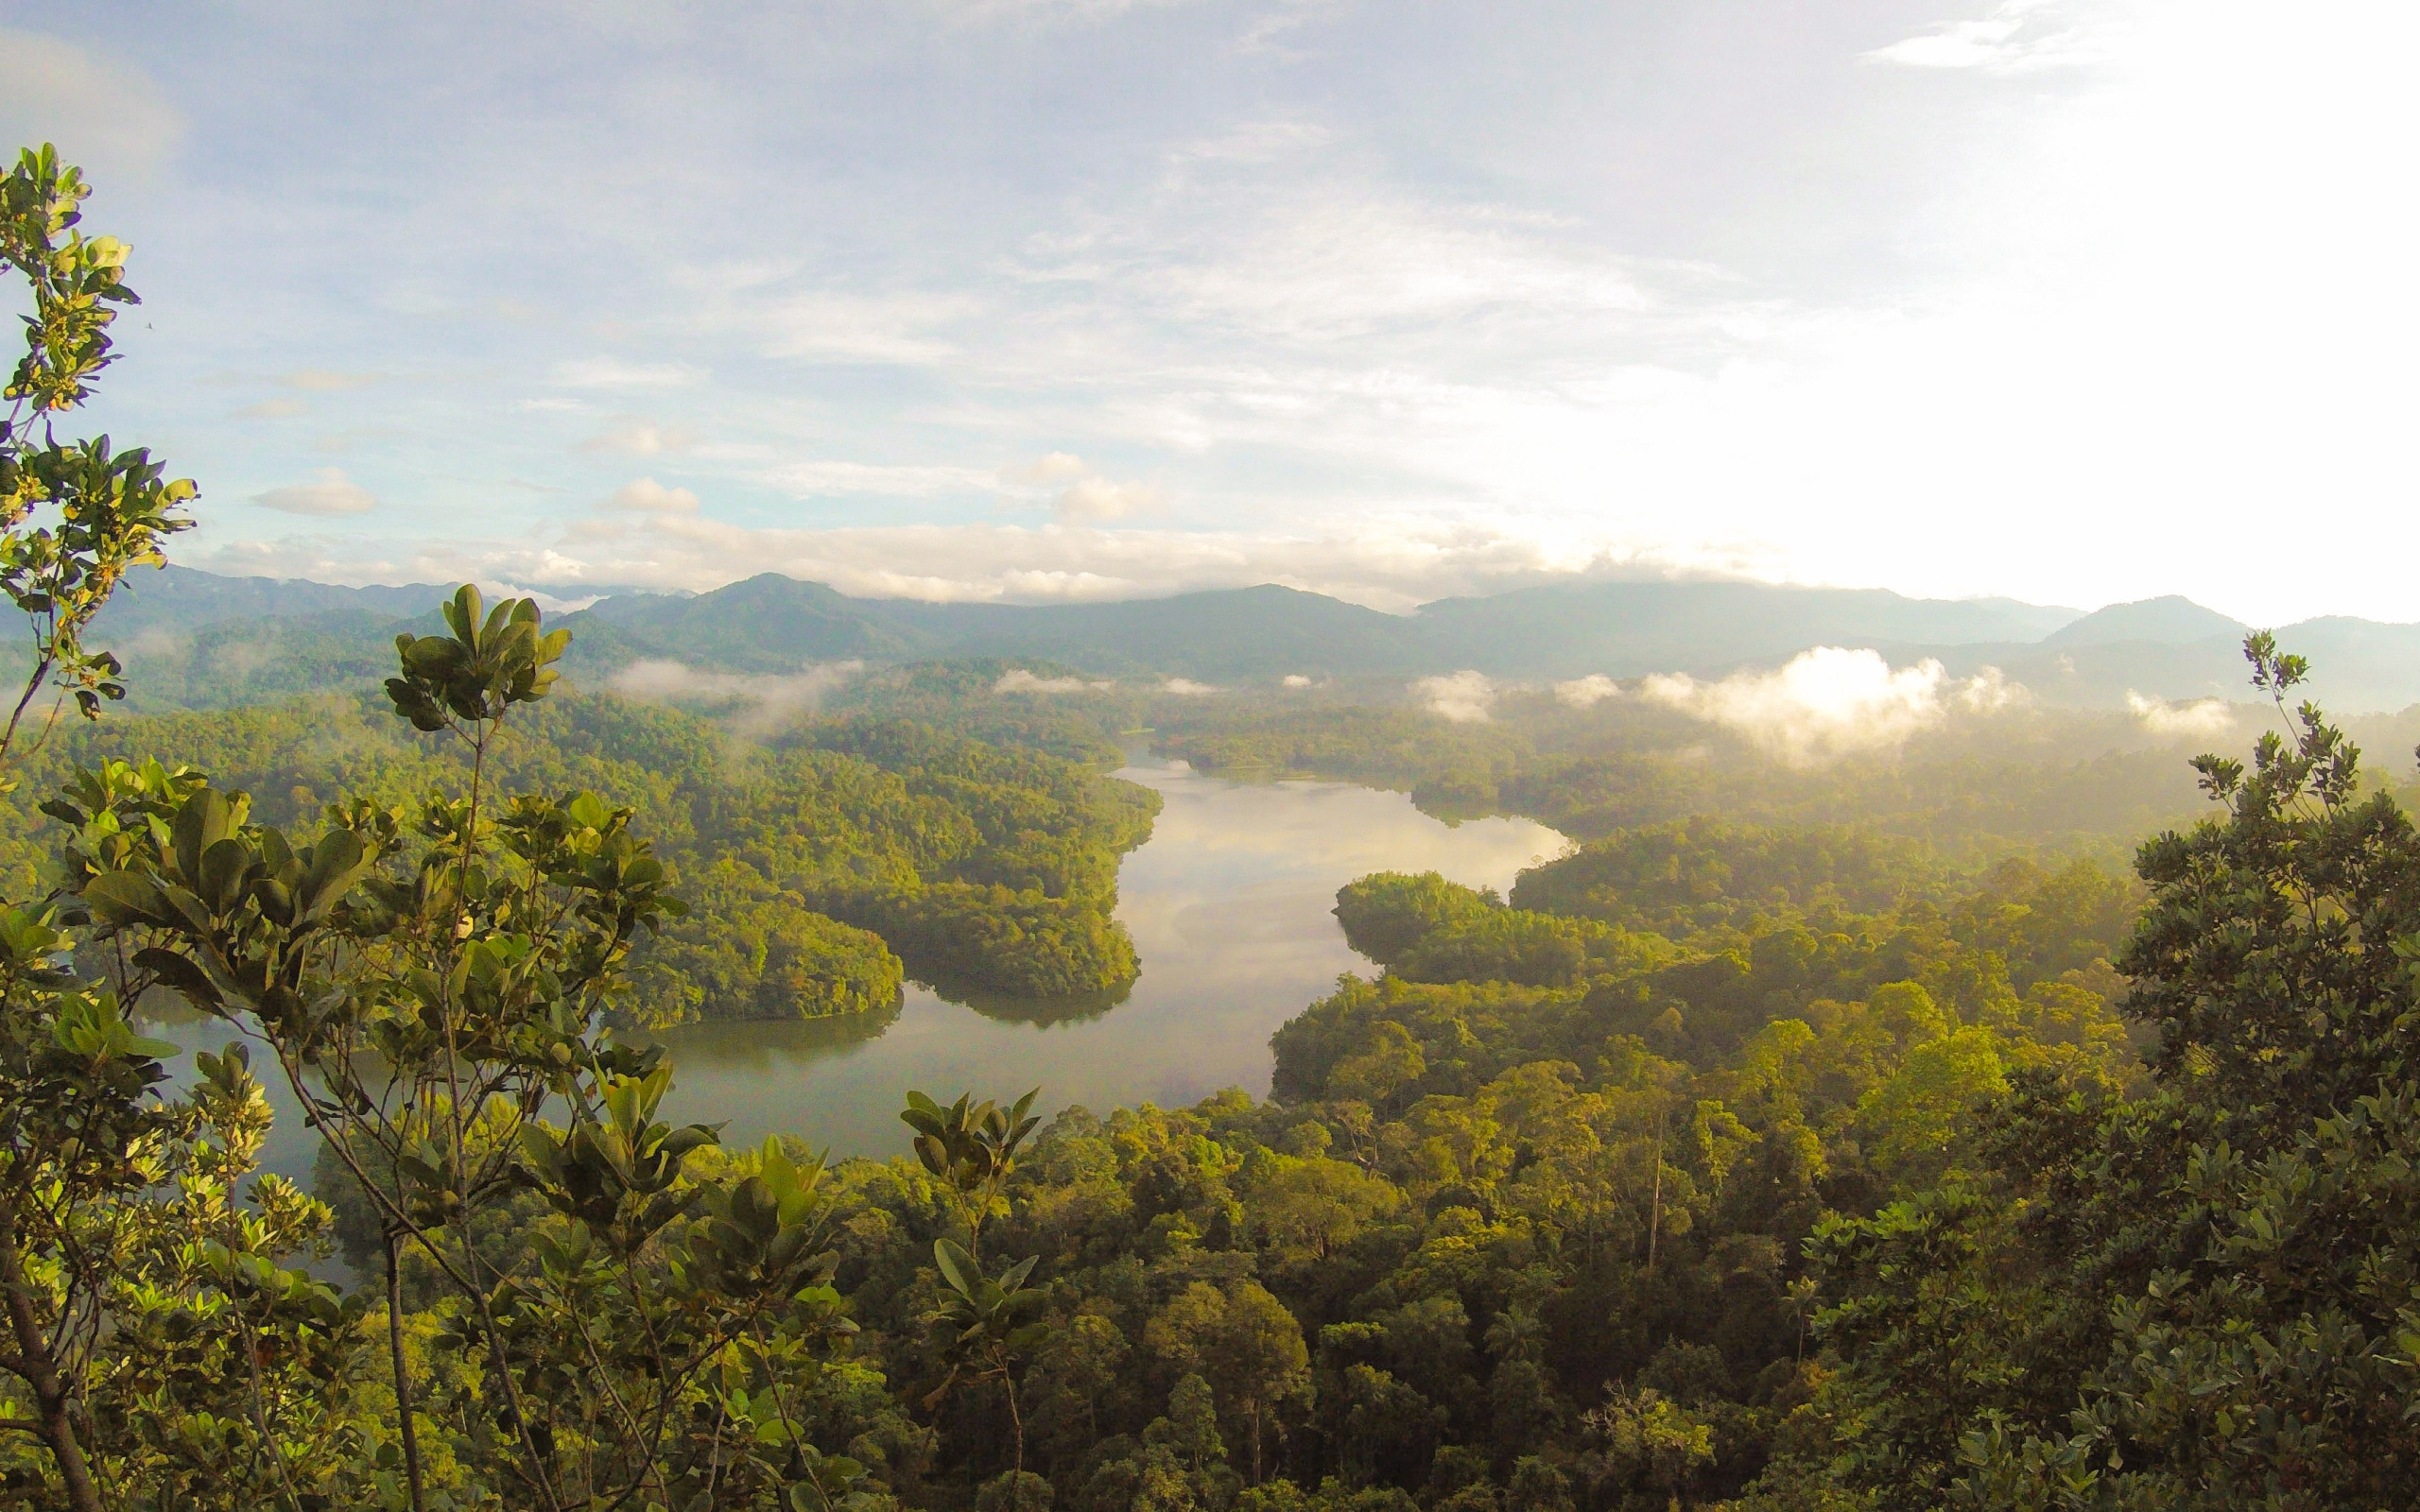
[0,693,1160,1020]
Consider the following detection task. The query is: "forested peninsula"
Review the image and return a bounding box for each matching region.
[0,695,1160,1020]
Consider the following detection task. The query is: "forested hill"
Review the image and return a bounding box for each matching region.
[89,566,2420,711]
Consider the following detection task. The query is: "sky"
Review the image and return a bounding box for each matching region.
[3,0,2415,622]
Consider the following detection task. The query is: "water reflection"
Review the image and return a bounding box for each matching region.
[142,755,1568,1178]
[948,981,1133,1029]
[647,754,1565,1157]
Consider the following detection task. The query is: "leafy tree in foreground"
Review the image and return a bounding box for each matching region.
[85,588,877,1511]
[0,143,891,1511]
[0,144,192,762]
[0,143,330,1512]
[1804,635,2420,1510]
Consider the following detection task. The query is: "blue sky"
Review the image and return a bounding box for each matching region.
[5,1,2414,620]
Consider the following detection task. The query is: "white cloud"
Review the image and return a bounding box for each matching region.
[254,469,378,517]
[761,460,1000,497]
[1637,647,2021,764]
[995,453,1162,521]
[0,30,184,180]
[608,658,862,736]
[1412,669,1495,723]
[551,357,706,388]
[994,668,1112,693]
[276,369,386,392]
[1553,674,1621,708]
[97,3,2420,629]
[1282,673,1313,688]
[1054,475,1160,523]
[941,0,1204,26]
[596,478,701,515]
[1866,1,2108,74]
[762,291,979,364]
[1161,678,1220,696]
[2126,690,2234,738]
[579,418,695,455]
[1000,453,1090,486]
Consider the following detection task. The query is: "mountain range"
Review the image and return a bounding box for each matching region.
[79,566,2420,713]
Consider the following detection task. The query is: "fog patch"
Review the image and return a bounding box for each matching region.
[1161,678,1221,696]
[994,669,1113,694]
[118,626,190,662]
[609,658,862,736]
[2126,691,2233,738]
[1413,670,1496,723]
[1638,647,2020,764]
[1554,674,1621,708]
[211,639,272,680]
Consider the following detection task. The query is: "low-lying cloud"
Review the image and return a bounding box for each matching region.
[1638,647,2020,763]
[1553,674,1621,708]
[2126,690,2234,738]
[1161,678,1220,696]
[994,669,1114,694]
[1413,670,1496,723]
[608,658,862,736]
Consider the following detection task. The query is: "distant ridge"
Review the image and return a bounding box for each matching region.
[2043,595,2251,648]
[94,564,449,638]
[553,575,2084,681]
[1408,579,2082,679]
[80,567,2420,713]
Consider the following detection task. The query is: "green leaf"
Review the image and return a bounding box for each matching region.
[84,870,175,929]
[934,1238,973,1296]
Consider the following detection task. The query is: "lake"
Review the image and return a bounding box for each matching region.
[148,754,1569,1181]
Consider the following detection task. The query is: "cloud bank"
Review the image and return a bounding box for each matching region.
[1553,674,1621,708]
[607,658,862,735]
[1637,647,2020,764]
[1412,670,1496,723]
[2126,690,2234,738]
[994,669,1113,694]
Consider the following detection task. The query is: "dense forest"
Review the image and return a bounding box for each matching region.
[0,693,1159,1020]
[10,146,2420,1512]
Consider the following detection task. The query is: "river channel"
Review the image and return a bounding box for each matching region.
[147,754,1569,1181]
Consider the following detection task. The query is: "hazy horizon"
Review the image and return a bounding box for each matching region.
[7,1,2414,625]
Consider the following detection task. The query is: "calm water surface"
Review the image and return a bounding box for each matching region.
[149,756,1568,1179]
